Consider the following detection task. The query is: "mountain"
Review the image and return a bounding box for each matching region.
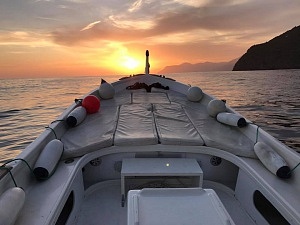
[159,58,238,74]
[233,26,300,71]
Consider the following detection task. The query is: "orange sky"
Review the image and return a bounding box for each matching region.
[0,0,299,78]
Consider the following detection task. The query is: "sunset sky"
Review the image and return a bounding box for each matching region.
[0,0,299,78]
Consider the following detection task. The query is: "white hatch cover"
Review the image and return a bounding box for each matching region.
[127,188,235,225]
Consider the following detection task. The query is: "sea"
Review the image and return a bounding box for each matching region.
[0,70,299,162]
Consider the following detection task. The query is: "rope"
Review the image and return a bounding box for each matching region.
[0,167,17,187]
[255,125,260,144]
[0,158,34,187]
[0,148,64,185]
[288,162,300,175]
[2,158,34,173]
[50,119,64,124]
[47,119,65,139]
[45,126,58,139]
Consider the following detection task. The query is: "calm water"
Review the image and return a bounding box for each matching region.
[0,70,299,161]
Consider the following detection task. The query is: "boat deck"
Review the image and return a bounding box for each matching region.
[61,89,256,160]
[74,180,255,225]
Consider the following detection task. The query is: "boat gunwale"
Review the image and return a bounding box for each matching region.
[7,144,300,225]
[1,74,300,225]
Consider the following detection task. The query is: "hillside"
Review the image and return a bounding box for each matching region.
[233,26,300,71]
[159,58,238,73]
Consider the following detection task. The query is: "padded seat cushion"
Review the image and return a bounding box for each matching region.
[61,106,118,158]
[114,104,158,146]
[154,104,204,146]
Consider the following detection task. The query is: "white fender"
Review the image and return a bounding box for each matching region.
[217,112,247,128]
[99,79,115,99]
[33,139,64,180]
[187,86,203,102]
[207,99,226,117]
[254,142,291,179]
[0,187,25,225]
[66,106,87,127]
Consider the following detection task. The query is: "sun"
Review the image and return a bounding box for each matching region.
[122,56,139,70]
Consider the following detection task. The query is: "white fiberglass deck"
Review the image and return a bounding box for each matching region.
[74,180,255,225]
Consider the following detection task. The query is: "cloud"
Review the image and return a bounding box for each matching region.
[80,21,101,31]
[172,0,209,7]
[0,31,53,47]
[4,0,299,47]
[52,1,298,46]
[128,0,144,12]
[2,0,300,74]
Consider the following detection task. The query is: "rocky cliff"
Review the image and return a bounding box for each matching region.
[233,26,300,71]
